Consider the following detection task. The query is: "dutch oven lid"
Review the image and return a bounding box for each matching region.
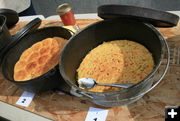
[0,9,19,28]
[98,5,179,27]
[0,18,41,61]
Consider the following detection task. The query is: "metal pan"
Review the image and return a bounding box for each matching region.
[1,26,72,93]
[59,18,170,107]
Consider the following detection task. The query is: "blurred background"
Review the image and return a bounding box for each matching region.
[32,0,180,17]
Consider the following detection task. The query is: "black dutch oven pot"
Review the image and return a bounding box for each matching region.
[0,9,19,55]
[1,27,72,93]
[0,15,11,52]
[59,5,179,107]
[0,11,72,92]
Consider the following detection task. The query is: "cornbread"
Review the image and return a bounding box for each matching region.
[77,40,154,92]
[14,37,67,81]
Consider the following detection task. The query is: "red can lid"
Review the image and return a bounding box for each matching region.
[98,5,179,27]
[56,3,72,15]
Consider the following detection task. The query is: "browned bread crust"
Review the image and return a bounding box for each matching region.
[14,37,67,81]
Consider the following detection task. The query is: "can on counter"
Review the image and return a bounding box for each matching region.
[56,3,80,31]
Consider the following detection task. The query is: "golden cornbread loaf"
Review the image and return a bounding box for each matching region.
[14,37,67,81]
[77,40,154,92]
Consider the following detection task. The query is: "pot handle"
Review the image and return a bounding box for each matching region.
[65,28,76,35]
[70,86,94,99]
[0,15,6,32]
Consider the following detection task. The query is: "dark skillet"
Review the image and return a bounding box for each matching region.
[1,26,72,93]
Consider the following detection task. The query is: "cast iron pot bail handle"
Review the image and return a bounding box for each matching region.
[66,28,76,35]
[0,15,6,31]
[70,86,94,99]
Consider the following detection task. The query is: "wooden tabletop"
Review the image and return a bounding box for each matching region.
[0,19,180,121]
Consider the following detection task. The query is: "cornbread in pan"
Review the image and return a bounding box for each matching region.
[14,37,67,81]
[77,40,154,92]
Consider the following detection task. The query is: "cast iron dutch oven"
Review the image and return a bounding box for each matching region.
[0,15,11,53]
[59,5,179,107]
[1,26,72,92]
[0,13,72,92]
[0,9,19,56]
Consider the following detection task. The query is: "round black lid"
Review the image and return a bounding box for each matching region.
[0,9,19,28]
[98,5,179,27]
